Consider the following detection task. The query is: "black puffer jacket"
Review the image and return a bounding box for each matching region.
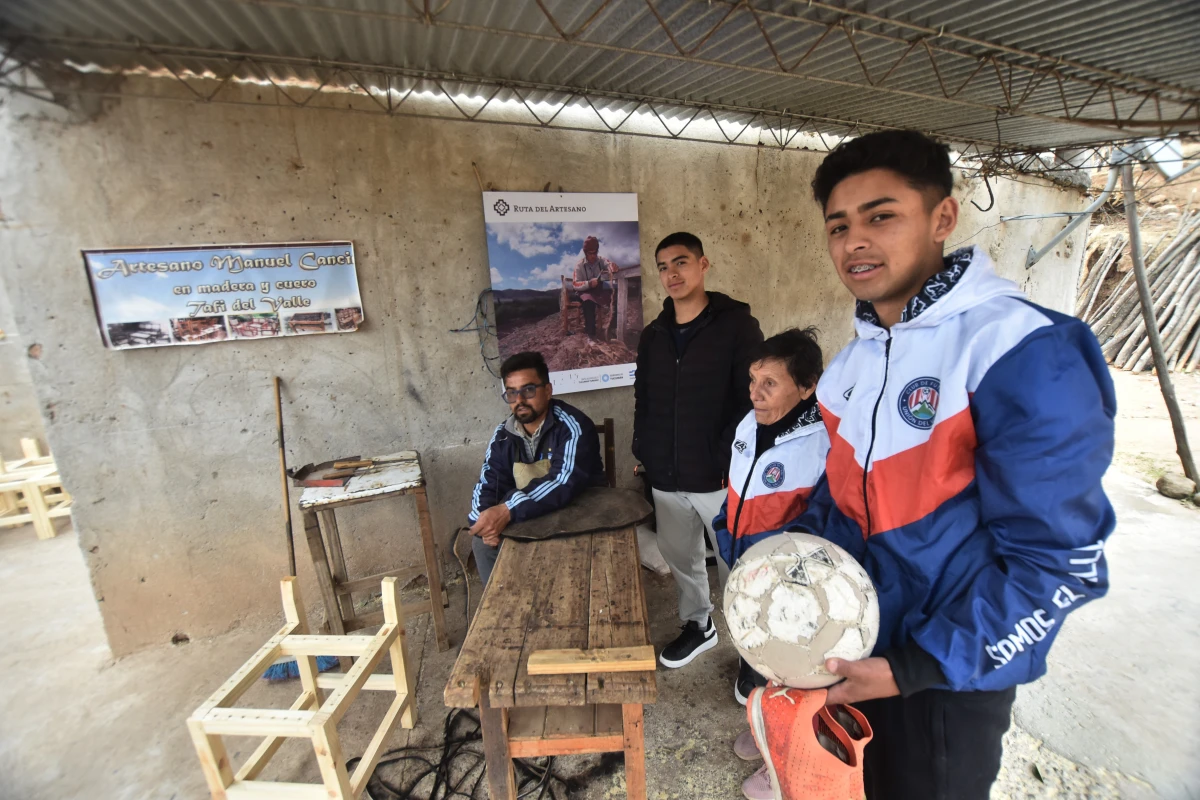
[633,292,763,493]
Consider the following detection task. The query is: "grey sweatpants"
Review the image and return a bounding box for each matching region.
[651,488,730,626]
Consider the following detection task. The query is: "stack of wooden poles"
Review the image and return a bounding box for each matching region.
[1082,210,1200,372]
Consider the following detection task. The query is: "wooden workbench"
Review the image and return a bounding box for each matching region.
[444,525,656,799]
[298,450,449,651]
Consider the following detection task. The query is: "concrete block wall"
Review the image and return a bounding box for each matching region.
[0,86,1088,655]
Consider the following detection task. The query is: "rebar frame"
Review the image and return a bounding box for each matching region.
[1,2,1196,181]
[237,0,1200,136]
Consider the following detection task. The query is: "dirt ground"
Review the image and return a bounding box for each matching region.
[1,366,1196,800]
[499,299,644,373]
[1110,367,1200,485]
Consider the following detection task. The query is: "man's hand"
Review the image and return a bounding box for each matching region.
[824,657,900,705]
[469,504,511,547]
[589,277,600,289]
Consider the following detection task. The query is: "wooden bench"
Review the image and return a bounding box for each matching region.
[444,526,656,799]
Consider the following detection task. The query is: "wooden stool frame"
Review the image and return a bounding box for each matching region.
[0,438,71,540]
[187,577,416,800]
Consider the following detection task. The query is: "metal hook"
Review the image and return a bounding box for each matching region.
[971,174,995,212]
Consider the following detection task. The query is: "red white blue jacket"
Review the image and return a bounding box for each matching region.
[790,246,1115,693]
[714,405,829,566]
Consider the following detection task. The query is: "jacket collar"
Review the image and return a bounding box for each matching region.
[504,400,557,439]
[775,398,823,444]
[852,246,1024,340]
[855,247,974,327]
[652,291,751,330]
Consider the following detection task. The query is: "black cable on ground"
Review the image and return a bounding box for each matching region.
[346,708,598,800]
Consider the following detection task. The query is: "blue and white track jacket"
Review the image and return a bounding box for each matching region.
[791,246,1116,692]
[468,400,605,525]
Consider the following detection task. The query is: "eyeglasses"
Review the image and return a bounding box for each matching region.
[501,383,547,403]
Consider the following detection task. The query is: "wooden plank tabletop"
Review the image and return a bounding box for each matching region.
[444,527,656,710]
[298,451,424,509]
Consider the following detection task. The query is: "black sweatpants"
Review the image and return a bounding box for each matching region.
[858,686,1016,800]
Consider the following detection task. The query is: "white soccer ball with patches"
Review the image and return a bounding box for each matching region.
[723,532,879,689]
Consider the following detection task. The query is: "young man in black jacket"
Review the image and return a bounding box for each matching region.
[634,232,764,668]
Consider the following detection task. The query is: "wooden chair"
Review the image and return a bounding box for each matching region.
[560,269,638,342]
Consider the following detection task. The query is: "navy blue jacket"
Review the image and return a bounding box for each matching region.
[469,399,606,524]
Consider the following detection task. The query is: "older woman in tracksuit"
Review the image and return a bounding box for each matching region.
[713,328,831,698]
[712,328,831,799]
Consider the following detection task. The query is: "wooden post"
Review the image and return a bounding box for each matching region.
[0,458,12,516]
[273,376,297,577]
[24,481,55,540]
[479,685,517,800]
[561,276,570,334]
[303,510,347,636]
[318,509,352,618]
[1122,163,1200,483]
[414,486,450,651]
[616,273,629,344]
[621,703,647,800]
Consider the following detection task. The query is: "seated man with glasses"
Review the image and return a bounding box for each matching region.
[467,350,606,585]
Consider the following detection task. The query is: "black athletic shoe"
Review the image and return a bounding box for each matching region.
[734,657,769,706]
[659,617,718,668]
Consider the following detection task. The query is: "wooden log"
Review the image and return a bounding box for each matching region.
[1178,318,1200,372]
[1121,163,1199,482]
[616,273,629,343]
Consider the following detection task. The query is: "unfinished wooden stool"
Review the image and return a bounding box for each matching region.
[188,576,417,799]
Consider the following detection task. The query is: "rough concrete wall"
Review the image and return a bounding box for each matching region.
[0,257,47,460]
[0,87,1087,655]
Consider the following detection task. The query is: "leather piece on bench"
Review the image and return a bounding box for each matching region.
[502,487,653,542]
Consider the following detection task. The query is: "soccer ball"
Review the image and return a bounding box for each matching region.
[723,532,879,689]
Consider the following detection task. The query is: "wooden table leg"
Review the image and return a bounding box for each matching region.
[318,509,352,620]
[24,482,55,540]
[479,688,516,800]
[622,703,647,800]
[303,510,346,637]
[415,488,449,651]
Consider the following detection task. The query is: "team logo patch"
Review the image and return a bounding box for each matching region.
[734,439,748,454]
[898,377,940,429]
[762,461,785,488]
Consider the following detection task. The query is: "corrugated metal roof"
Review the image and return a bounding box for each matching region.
[2,0,1197,156]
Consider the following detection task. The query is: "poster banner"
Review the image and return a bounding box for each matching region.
[81,242,364,349]
[482,192,643,394]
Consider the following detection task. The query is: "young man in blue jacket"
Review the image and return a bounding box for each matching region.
[769,131,1116,799]
[468,351,606,585]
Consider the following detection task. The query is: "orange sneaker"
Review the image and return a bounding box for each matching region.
[746,684,858,800]
[822,704,872,800]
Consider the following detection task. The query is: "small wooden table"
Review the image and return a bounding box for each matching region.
[298,451,449,651]
[444,526,656,799]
